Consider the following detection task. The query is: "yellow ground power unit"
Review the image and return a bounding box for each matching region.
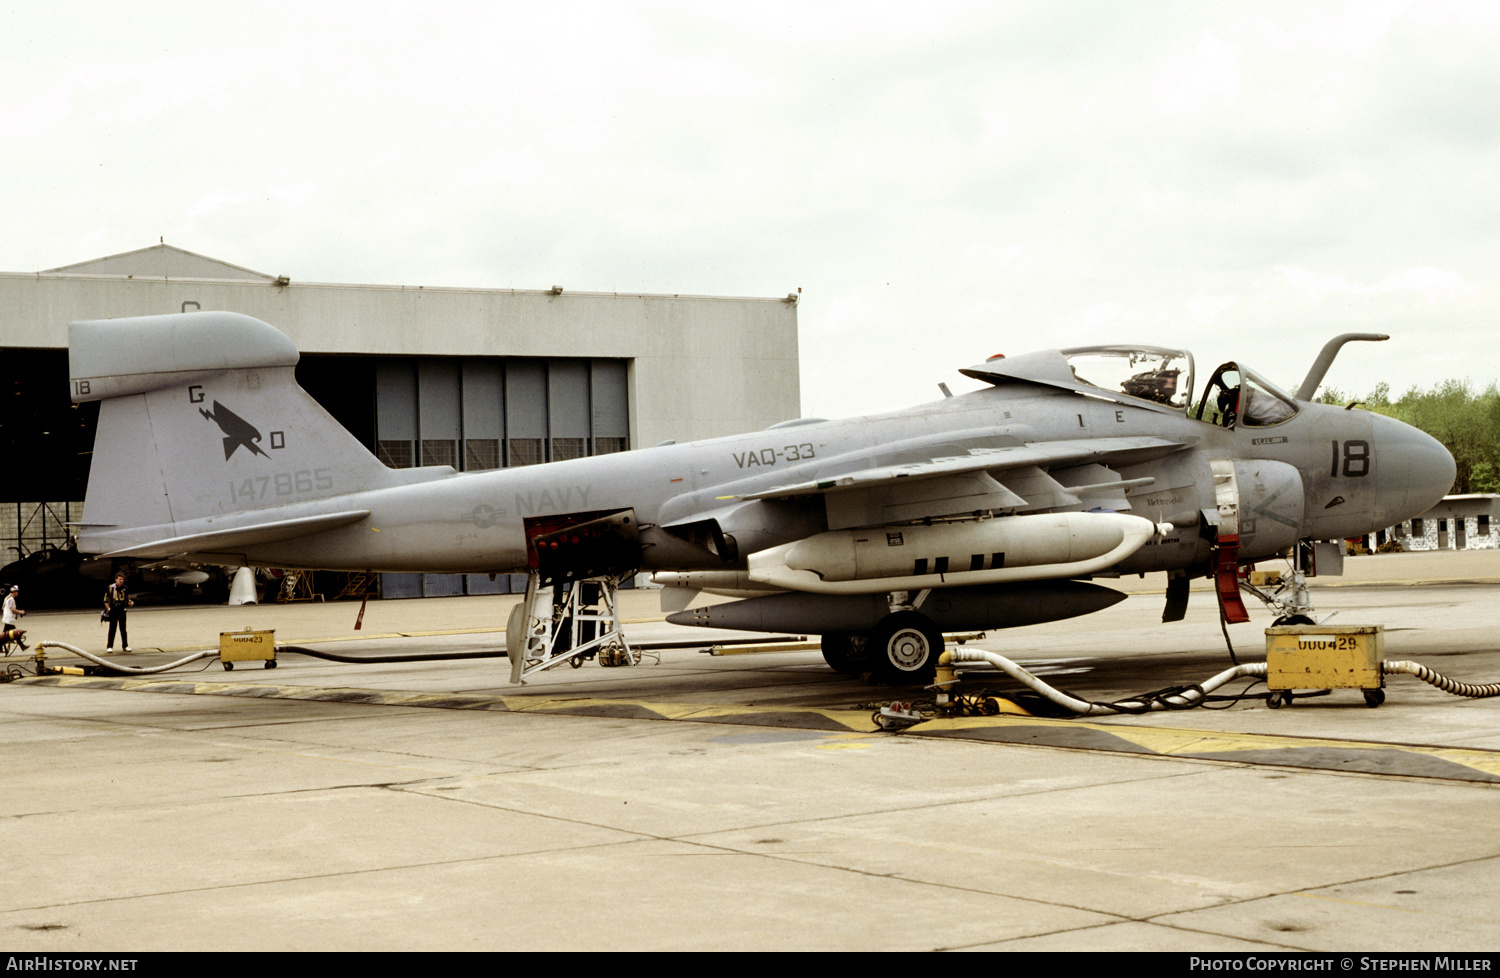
[1264,624,1384,708]
[219,628,276,671]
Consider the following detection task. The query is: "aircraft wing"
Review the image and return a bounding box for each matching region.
[711,435,1182,534]
[731,435,1184,529]
[739,436,1183,500]
[740,436,1176,494]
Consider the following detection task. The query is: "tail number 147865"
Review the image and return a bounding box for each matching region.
[229,468,334,502]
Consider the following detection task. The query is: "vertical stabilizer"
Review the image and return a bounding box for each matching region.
[70,312,401,553]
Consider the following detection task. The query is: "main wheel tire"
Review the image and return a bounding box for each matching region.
[821,633,870,675]
[868,612,944,685]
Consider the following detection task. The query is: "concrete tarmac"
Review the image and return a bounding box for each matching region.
[4,550,1500,951]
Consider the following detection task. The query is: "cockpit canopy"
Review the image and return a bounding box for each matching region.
[1060,346,1194,410]
[963,343,1301,428]
[1191,363,1299,428]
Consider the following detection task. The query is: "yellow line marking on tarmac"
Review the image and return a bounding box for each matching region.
[911,712,1500,778]
[1419,748,1500,777]
[19,675,1500,778]
[15,675,877,730]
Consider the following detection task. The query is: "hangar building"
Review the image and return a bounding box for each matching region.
[1389,495,1499,552]
[0,244,801,597]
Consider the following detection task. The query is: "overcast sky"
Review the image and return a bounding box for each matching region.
[4,1,1498,419]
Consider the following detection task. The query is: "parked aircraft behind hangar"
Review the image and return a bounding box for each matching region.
[67,312,1453,683]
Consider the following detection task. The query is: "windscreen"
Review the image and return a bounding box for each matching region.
[1239,369,1299,427]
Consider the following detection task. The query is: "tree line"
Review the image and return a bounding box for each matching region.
[1319,381,1500,494]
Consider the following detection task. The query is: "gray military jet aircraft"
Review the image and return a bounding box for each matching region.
[68,312,1453,683]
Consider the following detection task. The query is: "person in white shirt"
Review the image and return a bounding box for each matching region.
[3,585,27,651]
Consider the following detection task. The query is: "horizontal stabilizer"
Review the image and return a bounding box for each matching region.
[101,510,371,558]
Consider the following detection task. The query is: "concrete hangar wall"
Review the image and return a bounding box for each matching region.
[0,244,801,597]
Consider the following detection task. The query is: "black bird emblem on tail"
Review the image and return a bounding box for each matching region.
[200,401,270,460]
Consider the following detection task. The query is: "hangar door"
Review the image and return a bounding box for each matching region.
[374,356,630,597]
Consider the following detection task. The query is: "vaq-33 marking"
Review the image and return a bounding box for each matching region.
[68,312,1453,684]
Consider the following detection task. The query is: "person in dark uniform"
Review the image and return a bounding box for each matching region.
[105,571,134,653]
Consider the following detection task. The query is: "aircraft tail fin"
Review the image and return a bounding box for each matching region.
[70,311,426,556]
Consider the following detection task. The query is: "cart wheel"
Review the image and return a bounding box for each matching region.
[265,660,277,670]
[223,661,233,671]
[1363,689,1385,708]
[1267,691,1285,709]
[569,655,584,668]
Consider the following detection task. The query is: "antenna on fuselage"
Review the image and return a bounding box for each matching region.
[1295,333,1389,401]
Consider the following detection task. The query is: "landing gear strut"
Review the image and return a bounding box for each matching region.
[1240,541,1331,626]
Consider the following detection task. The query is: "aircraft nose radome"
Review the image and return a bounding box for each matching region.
[1412,428,1458,510]
[1373,414,1455,524]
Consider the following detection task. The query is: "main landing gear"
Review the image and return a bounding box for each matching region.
[820,634,868,676]
[868,612,944,685]
[823,590,945,686]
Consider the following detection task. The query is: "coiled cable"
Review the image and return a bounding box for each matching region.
[1383,660,1500,698]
